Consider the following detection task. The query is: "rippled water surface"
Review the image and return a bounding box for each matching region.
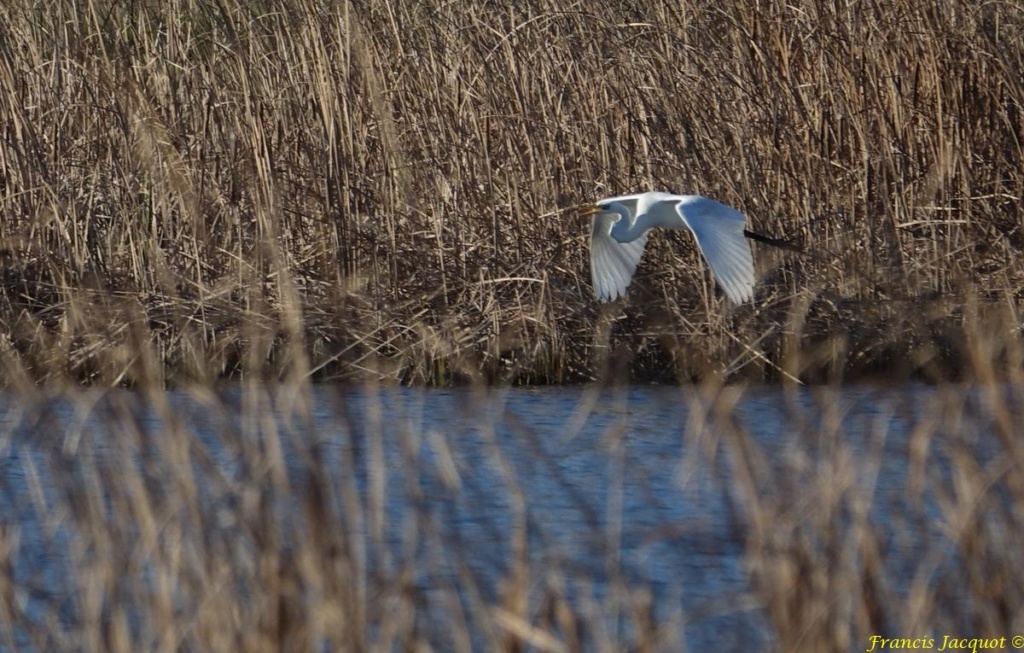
[1,382,1011,650]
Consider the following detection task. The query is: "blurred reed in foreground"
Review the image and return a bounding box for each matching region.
[1,324,1022,650]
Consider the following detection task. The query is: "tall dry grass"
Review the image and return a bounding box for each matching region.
[0,0,1022,385]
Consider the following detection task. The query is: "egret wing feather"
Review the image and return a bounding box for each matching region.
[673,196,755,304]
[590,212,649,300]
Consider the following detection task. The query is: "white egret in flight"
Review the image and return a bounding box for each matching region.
[580,191,793,304]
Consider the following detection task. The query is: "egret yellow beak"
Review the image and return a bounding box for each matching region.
[578,204,603,218]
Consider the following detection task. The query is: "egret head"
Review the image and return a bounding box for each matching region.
[578,203,607,219]
[580,201,633,223]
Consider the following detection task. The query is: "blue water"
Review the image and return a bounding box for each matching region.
[0,382,1016,650]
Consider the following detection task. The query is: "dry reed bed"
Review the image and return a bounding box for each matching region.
[0,0,1022,385]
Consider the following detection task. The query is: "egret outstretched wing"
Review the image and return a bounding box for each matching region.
[589,210,648,301]
[673,196,755,305]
